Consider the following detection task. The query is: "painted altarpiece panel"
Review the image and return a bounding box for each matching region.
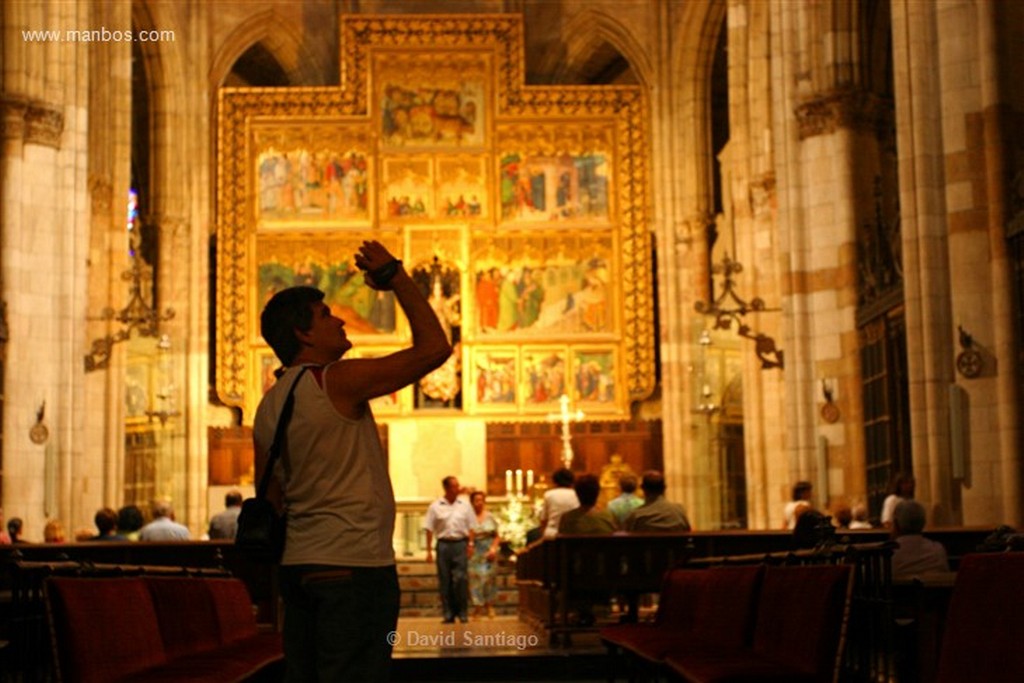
[217,15,654,421]
[471,347,518,412]
[254,233,402,340]
[253,126,373,227]
[469,231,616,340]
[520,347,568,412]
[375,51,489,150]
[571,347,619,411]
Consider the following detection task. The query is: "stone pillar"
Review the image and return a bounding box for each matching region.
[891,0,957,524]
[0,0,95,537]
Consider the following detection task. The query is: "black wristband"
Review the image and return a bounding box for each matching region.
[369,259,402,285]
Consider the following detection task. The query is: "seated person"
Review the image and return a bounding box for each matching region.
[783,480,813,529]
[849,503,873,529]
[89,507,127,541]
[793,508,832,549]
[558,474,616,535]
[539,468,580,539]
[624,471,691,532]
[891,499,949,581]
[606,474,644,527]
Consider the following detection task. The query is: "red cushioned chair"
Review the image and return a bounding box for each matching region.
[934,552,1024,683]
[666,563,853,683]
[601,565,763,681]
[45,577,168,683]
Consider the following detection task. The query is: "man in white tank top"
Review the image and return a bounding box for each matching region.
[254,241,450,682]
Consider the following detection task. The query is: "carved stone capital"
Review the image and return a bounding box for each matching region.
[2,96,64,147]
[24,101,64,148]
[794,89,890,141]
[1,95,29,141]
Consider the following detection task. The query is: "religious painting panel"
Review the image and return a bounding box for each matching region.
[348,347,407,415]
[408,255,464,409]
[374,51,490,150]
[471,347,518,412]
[380,156,435,221]
[496,122,613,224]
[253,125,373,227]
[469,231,616,339]
[436,155,489,220]
[571,347,618,410]
[520,347,568,412]
[254,232,403,341]
[217,15,654,415]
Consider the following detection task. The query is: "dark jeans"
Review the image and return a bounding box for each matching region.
[435,539,469,621]
[280,564,399,682]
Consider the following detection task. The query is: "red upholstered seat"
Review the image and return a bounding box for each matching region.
[204,577,260,644]
[46,575,282,683]
[145,577,221,659]
[667,564,852,683]
[601,564,763,663]
[46,577,168,683]
[935,552,1024,683]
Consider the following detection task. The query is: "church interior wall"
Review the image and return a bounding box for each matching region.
[1,0,1022,539]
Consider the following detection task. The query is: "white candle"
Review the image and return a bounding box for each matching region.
[526,469,534,492]
[505,469,513,496]
[515,469,523,496]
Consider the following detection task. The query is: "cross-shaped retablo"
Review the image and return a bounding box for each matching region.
[547,394,585,469]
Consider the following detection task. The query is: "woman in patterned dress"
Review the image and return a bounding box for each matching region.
[468,491,501,618]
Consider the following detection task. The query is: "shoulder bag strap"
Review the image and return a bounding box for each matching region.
[255,366,309,500]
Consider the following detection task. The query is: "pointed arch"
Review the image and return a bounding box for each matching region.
[559,9,654,87]
[209,9,331,88]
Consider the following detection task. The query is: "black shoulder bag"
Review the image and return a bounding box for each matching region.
[236,367,308,562]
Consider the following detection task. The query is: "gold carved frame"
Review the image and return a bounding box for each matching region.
[217,15,654,420]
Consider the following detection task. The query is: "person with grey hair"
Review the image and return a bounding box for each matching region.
[139,500,191,541]
[891,499,948,580]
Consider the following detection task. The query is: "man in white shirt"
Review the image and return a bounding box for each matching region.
[540,468,580,539]
[138,501,191,541]
[255,241,450,681]
[423,476,476,623]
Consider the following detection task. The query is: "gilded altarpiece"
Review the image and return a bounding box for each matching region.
[217,16,654,421]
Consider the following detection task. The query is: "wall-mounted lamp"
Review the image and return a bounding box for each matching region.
[84,209,174,372]
[694,254,784,369]
[955,325,983,379]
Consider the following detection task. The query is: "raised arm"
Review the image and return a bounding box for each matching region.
[328,241,452,408]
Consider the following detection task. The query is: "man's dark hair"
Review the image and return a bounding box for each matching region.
[260,286,325,365]
[94,507,118,535]
[442,476,458,489]
[640,470,667,497]
[574,474,601,507]
[225,490,243,507]
[619,474,638,494]
[552,468,575,487]
[792,481,813,501]
[117,505,144,533]
[7,517,22,538]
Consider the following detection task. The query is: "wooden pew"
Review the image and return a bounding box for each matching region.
[514,527,993,648]
[516,533,694,645]
[1,541,277,681]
